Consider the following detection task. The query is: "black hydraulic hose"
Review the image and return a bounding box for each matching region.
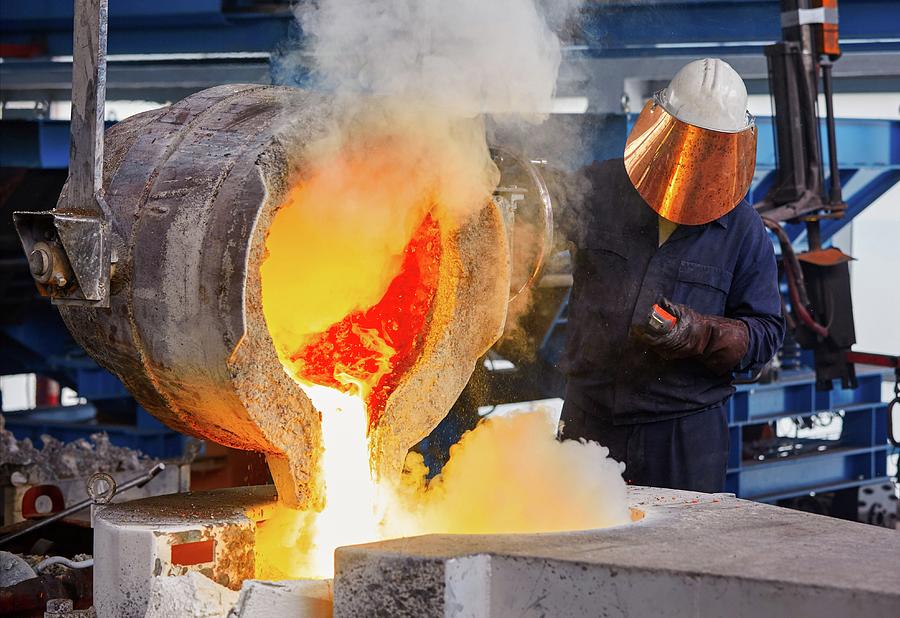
[820,59,844,205]
[762,217,829,338]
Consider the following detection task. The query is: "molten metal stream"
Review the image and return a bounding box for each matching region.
[258,138,452,578]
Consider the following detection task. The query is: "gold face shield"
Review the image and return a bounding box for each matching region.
[623,94,757,226]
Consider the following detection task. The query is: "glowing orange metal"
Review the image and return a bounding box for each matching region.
[289,214,442,428]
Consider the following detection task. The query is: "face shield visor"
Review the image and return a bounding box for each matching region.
[623,92,757,226]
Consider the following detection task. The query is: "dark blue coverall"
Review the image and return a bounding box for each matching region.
[559,158,785,492]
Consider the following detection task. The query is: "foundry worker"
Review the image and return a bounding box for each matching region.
[558,58,784,492]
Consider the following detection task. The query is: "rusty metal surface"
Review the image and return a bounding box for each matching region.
[61,85,277,442]
[11,209,111,307]
[624,97,757,225]
[58,85,329,507]
[372,201,511,481]
[796,246,854,266]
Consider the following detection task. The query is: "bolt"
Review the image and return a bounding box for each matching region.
[29,249,50,277]
[34,494,54,514]
[53,273,67,288]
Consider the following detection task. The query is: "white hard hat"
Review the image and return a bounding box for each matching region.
[658,58,750,133]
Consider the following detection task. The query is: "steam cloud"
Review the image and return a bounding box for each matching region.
[256,409,631,580]
[390,409,630,535]
[268,0,587,348]
[292,0,565,118]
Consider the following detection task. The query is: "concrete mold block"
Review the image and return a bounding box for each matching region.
[334,486,900,617]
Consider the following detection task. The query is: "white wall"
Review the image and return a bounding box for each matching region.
[849,182,900,355]
[747,92,900,121]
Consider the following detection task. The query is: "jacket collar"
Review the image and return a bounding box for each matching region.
[713,206,739,229]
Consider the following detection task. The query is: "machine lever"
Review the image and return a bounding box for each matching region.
[68,0,109,218]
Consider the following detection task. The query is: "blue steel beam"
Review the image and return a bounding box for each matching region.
[0,302,96,387]
[577,0,900,56]
[0,119,110,168]
[1,0,226,24]
[6,115,897,174]
[748,169,777,204]
[1,1,899,57]
[754,118,900,245]
[3,115,896,248]
[755,117,900,171]
[1,2,294,56]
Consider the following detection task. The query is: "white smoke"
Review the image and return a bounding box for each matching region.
[294,0,578,120]
[272,0,594,362]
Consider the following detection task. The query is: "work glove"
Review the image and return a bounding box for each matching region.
[632,298,750,375]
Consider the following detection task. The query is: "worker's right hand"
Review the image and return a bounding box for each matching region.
[631,298,750,375]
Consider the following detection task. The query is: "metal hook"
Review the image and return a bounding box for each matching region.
[87,472,117,505]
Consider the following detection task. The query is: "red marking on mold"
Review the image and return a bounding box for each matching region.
[21,485,66,519]
[171,539,215,565]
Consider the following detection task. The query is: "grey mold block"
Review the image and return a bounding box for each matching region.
[333,486,900,618]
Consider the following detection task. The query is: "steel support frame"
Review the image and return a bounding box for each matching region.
[725,367,893,502]
[2,0,898,57]
[754,117,900,246]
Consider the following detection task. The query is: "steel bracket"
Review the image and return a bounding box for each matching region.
[13,209,113,307]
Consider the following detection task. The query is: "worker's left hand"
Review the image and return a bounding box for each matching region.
[631,298,750,375]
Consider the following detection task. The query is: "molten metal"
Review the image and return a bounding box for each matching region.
[286,215,441,428]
